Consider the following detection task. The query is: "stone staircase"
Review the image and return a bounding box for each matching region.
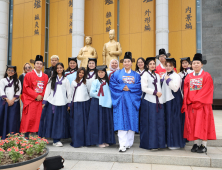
[45,110,222,168]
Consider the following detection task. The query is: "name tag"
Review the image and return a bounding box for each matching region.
[35,81,44,93]
[190,78,203,91]
[122,76,135,84]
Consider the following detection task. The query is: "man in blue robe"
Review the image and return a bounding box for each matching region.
[109,52,142,152]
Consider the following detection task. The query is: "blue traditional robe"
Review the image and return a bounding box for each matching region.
[65,71,77,85]
[109,69,142,132]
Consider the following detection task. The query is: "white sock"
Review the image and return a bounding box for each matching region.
[194,139,201,146]
[202,141,207,147]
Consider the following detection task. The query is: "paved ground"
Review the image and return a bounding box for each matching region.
[39,160,222,170]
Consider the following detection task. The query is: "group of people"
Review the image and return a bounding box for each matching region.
[0,48,216,154]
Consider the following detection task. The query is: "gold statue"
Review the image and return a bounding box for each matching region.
[77,36,98,68]
[102,29,122,69]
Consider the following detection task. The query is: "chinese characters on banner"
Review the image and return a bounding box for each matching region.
[68,0,73,34]
[105,0,113,32]
[185,6,192,29]
[144,8,151,31]
[105,0,113,5]
[106,11,112,32]
[34,0,41,35]
[143,0,152,2]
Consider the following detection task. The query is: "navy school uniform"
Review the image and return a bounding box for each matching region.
[38,76,71,140]
[140,71,165,149]
[69,79,90,148]
[161,71,186,148]
[0,77,21,139]
[86,79,116,146]
[136,69,146,132]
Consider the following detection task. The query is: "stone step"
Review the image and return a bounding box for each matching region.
[118,134,222,147]
[51,135,222,147]
[46,142,222,168]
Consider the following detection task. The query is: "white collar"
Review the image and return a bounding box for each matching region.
[193,69,203,76]
[139,69,144,73]
[160,63,165,69]
[7,77,13,82]
[34,69,42,77]
[89,71,94,75]
[124,68,131,74]
[57,75,63,81]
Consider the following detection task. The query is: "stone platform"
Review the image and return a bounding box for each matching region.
[44,110,222,168]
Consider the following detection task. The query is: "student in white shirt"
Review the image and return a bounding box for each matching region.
[0,65,21,139]
[38,63,71,147]
[70,67,90,148]
[86,65,116,148]
[161,58,186,149]
[140,57,165,150]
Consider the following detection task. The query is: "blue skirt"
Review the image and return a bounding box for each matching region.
[38,102,70,139]
[140,98,165,149]
[70,100,90,148]
[86,98,116,146]
[164,90,186,148]
[0,98,20,140]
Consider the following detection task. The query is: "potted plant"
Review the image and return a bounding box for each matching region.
[0,133,49,170]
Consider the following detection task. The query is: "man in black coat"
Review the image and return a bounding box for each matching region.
[44,55,59,78]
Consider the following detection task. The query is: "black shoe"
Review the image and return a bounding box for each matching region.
[191,144,199,152]
[197,144,207,154]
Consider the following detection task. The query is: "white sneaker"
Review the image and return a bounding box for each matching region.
[53,141,63,147]
[126,146,131,149]
[119,146,126,152]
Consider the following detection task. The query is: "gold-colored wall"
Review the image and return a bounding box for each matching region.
[169,0,196,72]
[11,0,196,74]
[11,0,45,76]
[119,0,156,69]
[48,0,73,69]
[84,0,118,66]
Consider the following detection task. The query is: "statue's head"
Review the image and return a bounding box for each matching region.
[109,29,115,40]
[85,36,92,45]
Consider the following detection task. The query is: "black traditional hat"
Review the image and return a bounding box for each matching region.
[124,52,132,61]
[88,58,97,65]
[145,57,156,64]
[193,53,207,64]
[68,57,77,63]
[180,57,190,63]
[166,58,176,68]
[6,65,16,72]
[96,65,107,72]
[159,48,167,56]
[156,48,171,59]
[120,51,135,63]
[35,55,43,62]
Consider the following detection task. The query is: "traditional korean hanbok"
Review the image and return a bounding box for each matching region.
[109,67,142,149]
[0,76,21,139]
[182,69,216,141]
[70,79,90,147]
[161,70,186,148]
[38,76,71,141]
[86,78,116,146]
[20,68,48,133]
[140,69,165,150]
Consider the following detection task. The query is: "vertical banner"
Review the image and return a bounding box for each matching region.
[142,0,155,58]
[104,0,117,41]
[68,0,73,34]
[33,0,42,36]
